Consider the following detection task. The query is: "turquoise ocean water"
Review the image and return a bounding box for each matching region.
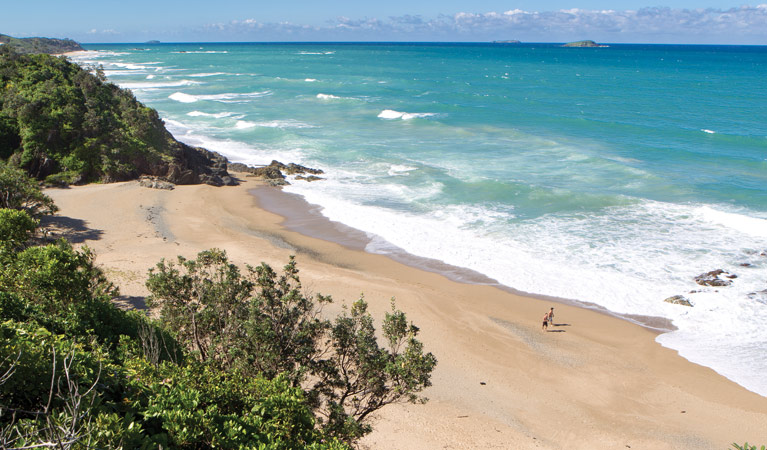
[70,43,767,396]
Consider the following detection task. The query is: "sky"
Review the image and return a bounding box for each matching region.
[2,0,766,45]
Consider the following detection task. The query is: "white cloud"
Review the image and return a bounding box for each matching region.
[193,6,767,44]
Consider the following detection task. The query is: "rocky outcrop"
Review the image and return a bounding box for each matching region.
[694,269,736,287]
[229,160,324,186]
[165,145,237,187]
[664,295,693,307]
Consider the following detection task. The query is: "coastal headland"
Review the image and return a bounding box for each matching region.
[45,175,767,450]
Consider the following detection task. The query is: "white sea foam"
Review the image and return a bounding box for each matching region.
[305,78,318,82]
[316,93,341,100]
[169,90,272,103]
[284,176,767,396]
[168,92,198,103]
[235,121,256,129]
[187,111,236,118]
[146,75,156,79]
[163,120,304,166]
[119,80,201,90]
[697,206,767,238]
[387,165,418,176]
[188,72,228,77]
[702,129,716,134]
[173,50,228,54]
[378,109,438,120]
[250,120,315,129]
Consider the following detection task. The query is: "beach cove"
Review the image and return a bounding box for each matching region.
[66,43,767,398]
[45,177,767,449]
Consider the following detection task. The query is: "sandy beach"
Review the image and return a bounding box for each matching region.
[44,176,767,450]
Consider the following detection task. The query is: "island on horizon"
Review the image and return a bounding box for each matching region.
[563,40,608,47]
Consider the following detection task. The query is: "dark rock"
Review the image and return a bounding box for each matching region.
[664,295,693,307]
[227,162,259,174]
[161,145,238,187]
[265,178,289,186]
[295,175,323,182]
[236,160,323,185]
[285,162,324,175]
[694,269,733,287]
[740,263,753,267]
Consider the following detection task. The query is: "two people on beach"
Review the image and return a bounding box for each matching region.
[541,307,555,331]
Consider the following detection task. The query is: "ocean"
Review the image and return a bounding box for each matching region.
[69,42,767,396]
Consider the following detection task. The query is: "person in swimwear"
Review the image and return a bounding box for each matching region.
[547,307,555,326]
[542,312,549,331]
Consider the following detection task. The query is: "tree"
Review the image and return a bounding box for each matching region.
[146,249,437,443]
[0,161,57,217]
[0,208,38,253]
[146,249,253,367]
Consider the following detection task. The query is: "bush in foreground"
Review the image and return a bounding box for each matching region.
[147,250,438,442]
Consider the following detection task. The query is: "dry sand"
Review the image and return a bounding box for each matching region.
[44,177,767,449]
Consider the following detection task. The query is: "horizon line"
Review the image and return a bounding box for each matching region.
[79,40,767,47]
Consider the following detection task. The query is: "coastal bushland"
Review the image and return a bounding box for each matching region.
[0,46,233,186]
[0,163,435,448]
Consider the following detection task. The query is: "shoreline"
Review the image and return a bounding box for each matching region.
[44,177,767,449]
[251,185,678,333]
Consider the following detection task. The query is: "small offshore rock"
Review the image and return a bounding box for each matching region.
[694,269,733,287]
[740,263,753,267]
[139,176,175,190]
[664,295,693,307]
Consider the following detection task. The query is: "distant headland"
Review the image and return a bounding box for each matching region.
[0,33,83,54]
[562,40,608,48]
[492,40,521,44]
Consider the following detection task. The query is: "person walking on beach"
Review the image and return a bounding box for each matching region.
[542,312,549,331]
[547,307,555,327]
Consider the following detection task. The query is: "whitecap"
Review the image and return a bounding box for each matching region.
[316,93,341,100]
[169,92,198,103]
[701,129,716,134]
[187,111,236,119]
[378,109,438,120]
[696,206,767,238]
[387,165,418,176]
[188,72,228,77]
[251,120,315,129]
[174,50,228,54]
[305,78,317,82]
[119,79,201,89]
[235,121,257,129]
[168,91,271,103]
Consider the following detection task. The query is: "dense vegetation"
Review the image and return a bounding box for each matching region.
[0,46,232,186]
[0,164,436,448]
[0,34,83,55]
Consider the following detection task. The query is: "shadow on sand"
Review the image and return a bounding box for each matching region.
[40,215,103,243]
[114,296,148,311]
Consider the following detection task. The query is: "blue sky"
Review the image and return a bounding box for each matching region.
[2,0,766,44]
